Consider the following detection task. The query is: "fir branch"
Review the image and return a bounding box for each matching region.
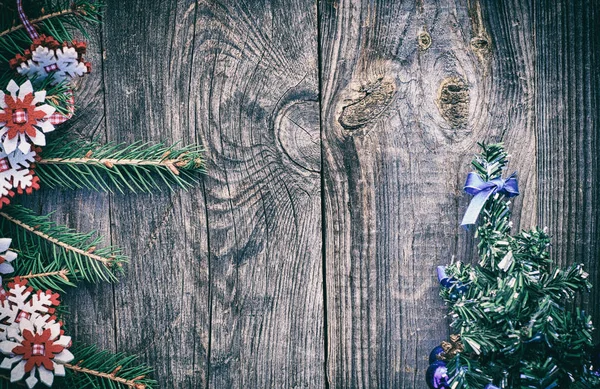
[5,240,77,291]
[0,8,75,39]
[63,344,156,389]
[5,269,71,282]
[0,205,125,283]
[36,137,205,193]
[0,375,26,388]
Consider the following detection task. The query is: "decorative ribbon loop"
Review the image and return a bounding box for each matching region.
[460,172,519,227]
[16,0,40,40]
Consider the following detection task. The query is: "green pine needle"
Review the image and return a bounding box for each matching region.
[60,343,157,389]
[6,242,76,292]
[0,205,126,283]
[36,136,205,193]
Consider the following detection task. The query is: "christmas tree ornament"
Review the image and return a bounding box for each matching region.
[0,278,60,342]
[0,313,73,388]
[0,143,41,208]
[429,345,445,364]
[425,360,450,389]
[429,143,600,388]
[11,35,90,86]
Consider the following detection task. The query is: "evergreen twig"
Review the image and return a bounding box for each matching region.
[63,344,156,389]
[36,136,205,193]
[0,205,126,283]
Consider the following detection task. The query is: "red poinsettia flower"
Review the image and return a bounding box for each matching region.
[12,328,66,373]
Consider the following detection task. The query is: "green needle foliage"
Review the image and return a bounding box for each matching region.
[37,136,205,193]
[7,241,76,292]
[439,143,600,388]
[0,205,126,283]
[59,344,157,389]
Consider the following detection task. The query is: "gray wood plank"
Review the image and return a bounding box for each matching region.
[319,0,538,387]
[188,1,324,387]
[534,0,600,339]
[102,1,209,388]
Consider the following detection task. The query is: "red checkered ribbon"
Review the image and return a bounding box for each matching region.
[12,108,28,125]
[43,63,59,73]
[0,158,10,173]
[16,0,75,125]
[15,310,31,323]
[48,90,75,125]
[32,343,45,356]
[16,0,40,40]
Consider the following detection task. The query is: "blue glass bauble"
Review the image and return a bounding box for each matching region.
[428,345,445,364]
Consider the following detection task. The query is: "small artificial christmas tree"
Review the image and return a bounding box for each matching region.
[428,143,600,389]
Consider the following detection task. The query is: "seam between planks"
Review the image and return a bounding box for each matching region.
[315,0,330,388]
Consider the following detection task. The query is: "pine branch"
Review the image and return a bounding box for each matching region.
[36,136,205,193]
[63,344,156,389]
[0,344,156,389]
[0,375,26,388]
[4,269,73,291]
[0,205,125,283]
[0,9,74,39]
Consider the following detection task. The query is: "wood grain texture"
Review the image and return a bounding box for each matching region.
[534,0,600,338]
[102,1,209,388]
[189,1,324,387]
[18,0,598,388]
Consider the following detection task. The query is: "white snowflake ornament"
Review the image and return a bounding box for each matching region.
[0,143,41,208]
[0,278,61,342]
[0,80,55,154]
[0,313,73,388]
[0,239,17,284]
[12,35,90,86]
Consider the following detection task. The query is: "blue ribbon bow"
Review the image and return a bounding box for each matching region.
[461,172,519,227]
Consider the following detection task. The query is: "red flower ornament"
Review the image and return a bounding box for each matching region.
[0,80,55,154]
[0,313,72,388]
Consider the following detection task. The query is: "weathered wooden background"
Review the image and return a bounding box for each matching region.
[29,0,600,387]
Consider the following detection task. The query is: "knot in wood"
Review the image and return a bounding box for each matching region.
[338,78,396,130]
[436,77,469,128]
[470,35,491,62]
[417,31,432,51]
[275,100,320,172]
